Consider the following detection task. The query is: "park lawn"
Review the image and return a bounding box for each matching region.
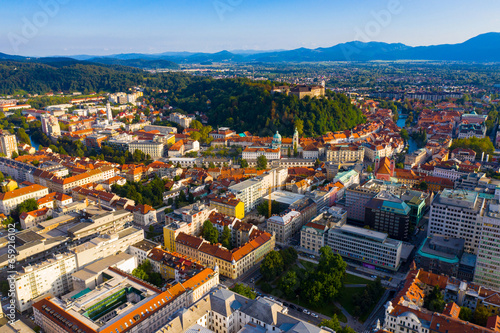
[337,286,383,323]
[343,273,371,285]
[299,260,317,271]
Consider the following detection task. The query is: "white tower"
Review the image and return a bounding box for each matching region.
[106,102,113,122]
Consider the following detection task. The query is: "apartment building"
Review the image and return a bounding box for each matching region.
[68,209,133,239]
[404,148,428,168]
[209,194,245,219]
[0,184,49,215]
[326,145,365,163]
[327,225,402,271]
[131,204,157,227]
[228,168,287,213]
[428,189,487,254]
[163,203,216,252]
[41,115,61,137]
[13,253,77,312]
[128,140,165,158]
[128,239,161,266]
[175,231,275,279]
[266,210,301,245]
[300,222,328,254]
[0,130,18,158]
[169,112,194,128]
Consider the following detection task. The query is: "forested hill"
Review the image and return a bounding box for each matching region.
[167,78,365,137]
[0,60,365,137]
[0,60,152,95]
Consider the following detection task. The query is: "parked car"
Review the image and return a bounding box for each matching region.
[311,313,319,318]
[371,275,377,279]
[283,302,289,306]
[289,304,296,310]
[297,307,303,312]
[303,309,311,315]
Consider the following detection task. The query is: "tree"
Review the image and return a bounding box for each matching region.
[396,162,404,169]
[260,250,284,281]
[12,198,38,222]
[279,270,298,297]
[400,128,409,141]
[366,165,373,173]
[424,286,445,313]
[320,315,356,333]
[459,307,473,322]
[202,220,219,244]
[256,200,280,218]
[17,128,30,144]
[240,159,249,168]
[230,283,256,299]
[419,181,428,191]
[279,247,298,266]
[0,171,4,183]
[256,155,268,170]
[221,225,232,249]
[11,151,18,159]
[473,305,492,327]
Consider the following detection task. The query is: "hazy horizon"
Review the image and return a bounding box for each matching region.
[2,0,500,57]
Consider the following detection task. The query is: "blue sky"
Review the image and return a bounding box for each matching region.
[2,0,500,56]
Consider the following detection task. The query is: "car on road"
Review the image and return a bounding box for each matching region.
[289,304,296,310]
[311,313,318,318]
[371,275,377,279]
[303,309,311,315]
[283,302,289,306]
[297,307,303,312]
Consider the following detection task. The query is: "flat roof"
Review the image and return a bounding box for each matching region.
[263,191,305,205]
[337,224,388,242]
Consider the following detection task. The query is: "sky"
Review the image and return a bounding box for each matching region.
[1,0,500,57]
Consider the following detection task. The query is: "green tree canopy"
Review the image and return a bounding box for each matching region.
[260,250,284,281]
[202,220,219,244]
[256,155,268,170]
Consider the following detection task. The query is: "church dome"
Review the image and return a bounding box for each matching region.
[273,131,282,141]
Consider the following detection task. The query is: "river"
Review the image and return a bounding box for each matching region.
[397,112,417,154]
[29,134,40,151]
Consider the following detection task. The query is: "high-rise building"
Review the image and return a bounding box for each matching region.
[474,201,500,291]
[428,189,486,254]
[40,114,61,137]
[13,253,77,312]
[0,130,18,158]
[365,191,411,241]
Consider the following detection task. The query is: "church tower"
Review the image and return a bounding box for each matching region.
[292,127,299,150]
[106,102,113,122]
[272,131,282,149]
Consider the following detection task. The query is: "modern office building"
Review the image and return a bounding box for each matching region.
[474,201,500,291]
[428,189,487,254]
[414,235,466,279]
[327,224,402,271]
[365,191,411,241]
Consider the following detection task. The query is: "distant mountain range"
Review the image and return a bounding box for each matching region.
[2,33,500,69]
